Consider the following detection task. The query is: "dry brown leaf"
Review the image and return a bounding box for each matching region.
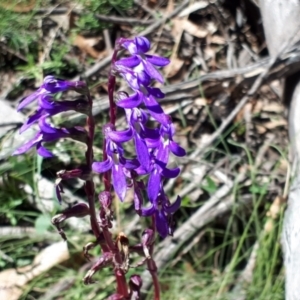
[182,20,208,38]
[165,56,185,78]
[261,102,284,113]
[264,119,287,129]
[49,14,70,32]
[74,35,104,59]
[210,35,226,45]
[264,196,286,232]
[0,241,69,300]
[0,0,35,12]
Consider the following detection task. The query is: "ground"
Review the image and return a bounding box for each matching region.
[0,0,287,299]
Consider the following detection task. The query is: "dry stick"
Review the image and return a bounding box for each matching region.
[95,14,154,25]
[141,54,282,290]
[190,55,279,160]
[141,171,247,291]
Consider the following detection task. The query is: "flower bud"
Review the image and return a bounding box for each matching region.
[83,252,114,285]
[141,228,155,259]
[129,274,142,299]
[43,76,87,94]
[52,203,90,240]
[57,166,92,181]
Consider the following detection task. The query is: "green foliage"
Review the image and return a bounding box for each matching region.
[0,5,38,52]
[75,0,133,32]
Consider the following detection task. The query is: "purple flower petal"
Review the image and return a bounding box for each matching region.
[156,143,170,165]
[121,158,140,170]
[38,95,55,110]
[141,204,156,217]
[117,92,142,108]
[107,128,133,143]
[143,95,169,125]
[19,108,45,133]
[134,133,150,171]
[43,76,87,94]
[164,195,181,214]
[137,70,151,86]
[169,141,186,157]
[161,166,180,178]
[156,210,168,238]
[147,168,161,202]
[39,117,57,134]
[36,142,54,157]
[112,164,127,201]
[17,88,48,111]
[146,55,170,67]
[115,56,140,68]
[92,159,113,173]
[12,132,42,156]
[142,60,164,83]
[135,37,150,53]
[123,72,139,90]
[147,87,165,99]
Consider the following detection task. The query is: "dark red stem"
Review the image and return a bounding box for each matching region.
[147,215,160,300]
[100,48,130,298]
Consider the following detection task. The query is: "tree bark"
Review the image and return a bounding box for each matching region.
[259,1,300,299]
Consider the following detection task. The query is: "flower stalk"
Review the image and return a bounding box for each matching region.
[13,36,185,300]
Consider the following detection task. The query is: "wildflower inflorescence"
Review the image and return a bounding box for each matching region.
[13,36,185,299]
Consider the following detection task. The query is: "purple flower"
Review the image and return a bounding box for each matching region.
[17,76,87,111]
[92,124,136,201]
[116,37,170,84]
[142,191,181,238]
[20,95,89,133]
[117,87,169,126]
[13,117,87,157]
[147,158,180,204]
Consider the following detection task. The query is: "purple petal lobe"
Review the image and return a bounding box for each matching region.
[142,61,164,83]
[156,143,169,165]
[141,204,156,217]
[135,37,150,53]
[92,159,113,173]
[115,56,140,68]
[169,141,186,157]
[146,55,170,67]
[164,196,181,214]
[156,210,168,238]
[12,133,42,156]
[19,108,45,133]
[123,72,139,90]
[147,87,165,99]
[117,92,142,108]
[37,142,54,158]
[39,118,57,134]
[107,128,133,143]
[112,164,127,202]
[121,158,140,170]
[143,95,169,125]
[161,166,180,178]
[17,88,47,111]
[134,134,150,171]
[147,168,161,202]
[39,95,55,110]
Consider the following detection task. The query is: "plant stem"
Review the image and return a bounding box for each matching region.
[101,51,130,298]
[145,215,160,300]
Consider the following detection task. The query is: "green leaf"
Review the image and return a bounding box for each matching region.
[201,176,218,195]
[35,214,52,234]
